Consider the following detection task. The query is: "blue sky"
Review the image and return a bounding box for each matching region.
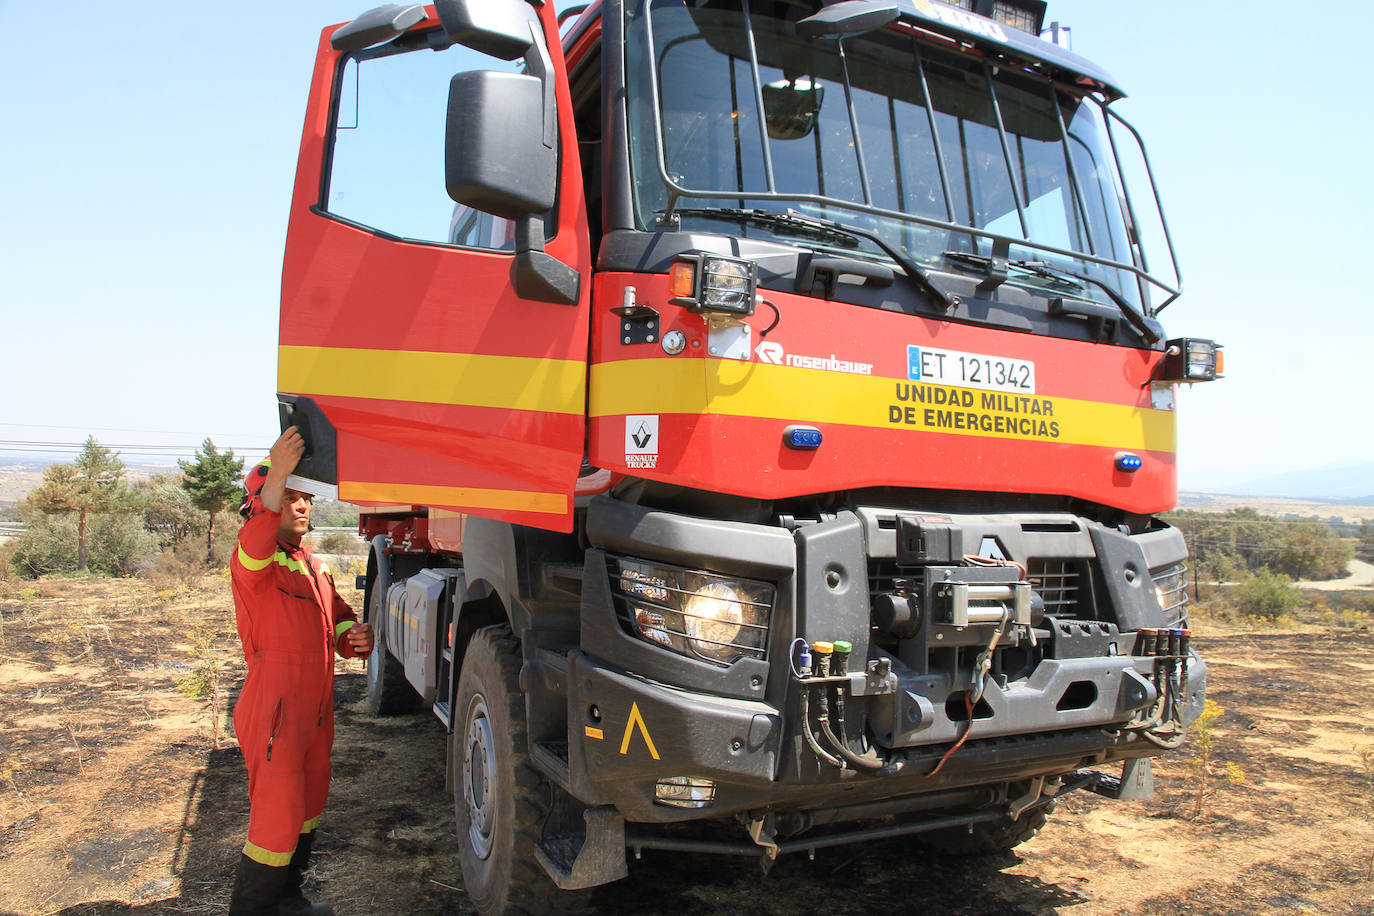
[1,1,1368,492]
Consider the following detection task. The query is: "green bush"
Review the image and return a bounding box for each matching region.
[316,529,364,555]
[10,513,78,577]
[1234,568,1300,620]
[90,514,159,577]
[10,511,158,578]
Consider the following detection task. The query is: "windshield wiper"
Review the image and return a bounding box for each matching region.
[668,207,954,311]
[941,250,1159,344]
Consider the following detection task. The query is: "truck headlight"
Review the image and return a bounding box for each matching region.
[612,557,773,665]
[1150,562,1189,624]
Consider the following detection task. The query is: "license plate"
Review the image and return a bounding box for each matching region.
[907,346,1036,394]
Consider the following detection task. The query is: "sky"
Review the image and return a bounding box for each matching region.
[1,1,1369,492]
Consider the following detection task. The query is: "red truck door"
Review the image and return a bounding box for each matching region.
[278,4,590,533]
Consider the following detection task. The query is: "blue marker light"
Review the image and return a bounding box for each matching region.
[785,426,823,450]
[1115,452,1143,472]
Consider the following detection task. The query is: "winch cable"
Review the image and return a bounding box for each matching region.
[927,691,974,779]
[930,606,1012,778]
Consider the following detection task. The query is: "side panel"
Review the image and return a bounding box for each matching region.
[588,272,1176,514]
[279,8,591,533]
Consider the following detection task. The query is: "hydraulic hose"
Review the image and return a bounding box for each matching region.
[818,641,901,775]
[800,684,846,769]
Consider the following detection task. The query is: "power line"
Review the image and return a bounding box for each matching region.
[0,422,267,438]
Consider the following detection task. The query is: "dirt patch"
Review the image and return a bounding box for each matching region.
[1,578,1372,915]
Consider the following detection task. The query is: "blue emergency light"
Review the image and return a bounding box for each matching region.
[785,426,823,450]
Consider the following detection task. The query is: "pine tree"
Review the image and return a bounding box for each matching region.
[28,436,129,572]
[179,439,245,564]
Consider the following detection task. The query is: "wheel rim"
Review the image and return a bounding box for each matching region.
[366,579,385,694]
[366,632,383,692]
[463,692,496,860]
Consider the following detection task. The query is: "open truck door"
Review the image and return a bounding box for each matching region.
[277,1,590,532]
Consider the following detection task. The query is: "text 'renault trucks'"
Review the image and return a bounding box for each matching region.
[277,0,1222,910]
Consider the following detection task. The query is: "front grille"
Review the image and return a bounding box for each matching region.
[868,557,1085,619]
[868,558,901,599]
[1027,559,1082,616]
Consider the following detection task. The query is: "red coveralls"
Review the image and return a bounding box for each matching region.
[230,481,360,867]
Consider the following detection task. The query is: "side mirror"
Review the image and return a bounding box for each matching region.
[762,78,825,140]
[435,0,535,60]
[330,4,427,52]
[445,71,555,219]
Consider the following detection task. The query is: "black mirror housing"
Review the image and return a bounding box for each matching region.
[434,0,534,60]
[445,71,556,219]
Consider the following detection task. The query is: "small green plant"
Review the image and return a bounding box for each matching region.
[178,625,227,747]
[1186,699,1244,820]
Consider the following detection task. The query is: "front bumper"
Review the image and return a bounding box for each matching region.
[573,496,1205,822]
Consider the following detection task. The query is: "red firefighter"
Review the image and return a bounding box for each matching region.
[228,426,374,915]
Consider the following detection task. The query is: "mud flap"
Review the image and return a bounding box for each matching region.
[1117,758,1155,800]
[534,801,628,890]
[1086,757,1155,801]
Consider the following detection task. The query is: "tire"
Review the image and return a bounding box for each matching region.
[454,624,587,915]
[922,799,1054,855]
[364,544,420,716]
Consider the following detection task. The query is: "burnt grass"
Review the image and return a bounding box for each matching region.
[1,577,1372,915]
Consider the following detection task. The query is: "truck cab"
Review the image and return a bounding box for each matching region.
[277,1,1218,911]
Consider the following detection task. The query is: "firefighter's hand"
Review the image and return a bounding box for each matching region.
[345,623,375,658]
[269,426,306,477]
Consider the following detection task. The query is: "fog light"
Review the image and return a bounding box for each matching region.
[655,776,716,808]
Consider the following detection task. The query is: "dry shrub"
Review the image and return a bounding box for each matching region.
[145,549,203,596]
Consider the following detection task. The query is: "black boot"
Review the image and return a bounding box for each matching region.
[279,830,334,916]
[229,853,291,916]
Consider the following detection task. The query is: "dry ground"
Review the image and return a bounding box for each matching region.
[1,575,1372,916]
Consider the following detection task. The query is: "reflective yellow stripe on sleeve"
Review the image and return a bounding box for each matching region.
[237,545,311,577]
[335,620,356,639]
[237,544,273,572]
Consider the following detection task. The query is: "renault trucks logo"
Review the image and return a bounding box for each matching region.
[625,415,658,469]
[753,341,873,375]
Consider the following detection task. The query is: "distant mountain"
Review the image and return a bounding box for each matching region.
[1186,461,1374,502]
[0,455,181,504]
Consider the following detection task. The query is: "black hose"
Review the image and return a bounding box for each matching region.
[800,685,845,769]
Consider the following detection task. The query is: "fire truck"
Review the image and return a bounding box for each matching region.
[276,0,1221,911]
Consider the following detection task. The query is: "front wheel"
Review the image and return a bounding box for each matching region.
[454,624,586,915]
[922,799,1055,855]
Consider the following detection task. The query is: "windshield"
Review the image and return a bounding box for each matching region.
[624,0,1172,314]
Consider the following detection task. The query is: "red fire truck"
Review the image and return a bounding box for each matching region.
[276,0,1221,911]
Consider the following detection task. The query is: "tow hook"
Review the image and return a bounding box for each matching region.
[970,609,1012,705]
[1007,775,1046,821]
